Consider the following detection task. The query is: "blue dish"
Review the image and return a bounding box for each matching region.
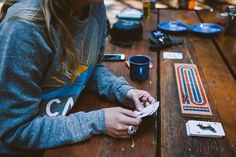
[190,23,224,35]
[158,21,189,32]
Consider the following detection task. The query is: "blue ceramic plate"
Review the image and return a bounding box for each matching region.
[190,23,224,35]
[158,21,189,32]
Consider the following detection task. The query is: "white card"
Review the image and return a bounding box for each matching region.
[148,102,159,115]
[186,120,225,138]
[134,102,159,118]
[163,52,183,59]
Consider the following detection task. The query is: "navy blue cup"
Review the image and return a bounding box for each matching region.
[128,55,151,81]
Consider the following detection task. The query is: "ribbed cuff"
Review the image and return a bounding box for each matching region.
[87,109,106,134]
[116,84,135,105]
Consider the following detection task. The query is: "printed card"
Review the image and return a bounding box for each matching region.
[186,120,225,138]
[163,52,183,59]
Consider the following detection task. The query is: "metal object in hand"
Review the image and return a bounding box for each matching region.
[127,126,136,135]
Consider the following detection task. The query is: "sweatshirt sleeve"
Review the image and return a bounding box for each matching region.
[86,18,134,105]
[87,64,134,105]
[0,19,106,149]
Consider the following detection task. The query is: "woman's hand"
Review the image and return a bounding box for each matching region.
[104,107,141,138]
[127,89,156,111]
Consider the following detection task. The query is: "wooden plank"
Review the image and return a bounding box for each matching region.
[159,9,236,157]
[101,11,158,157]
[43,12,158,157]
[198,10,236,79]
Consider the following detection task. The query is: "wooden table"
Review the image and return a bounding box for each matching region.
[43,9,236,157]
[159,9,236,157]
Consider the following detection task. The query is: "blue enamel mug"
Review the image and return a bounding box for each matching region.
[128,55,151,81]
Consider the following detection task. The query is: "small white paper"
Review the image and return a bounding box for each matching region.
[163,52,183,59]
[186,120,225,138]
[134,102,159,118]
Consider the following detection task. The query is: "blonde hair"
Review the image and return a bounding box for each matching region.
[0,0,81,76]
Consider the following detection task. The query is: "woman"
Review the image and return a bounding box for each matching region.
[0,0,155,156]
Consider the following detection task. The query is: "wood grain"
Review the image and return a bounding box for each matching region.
[198,10,236,79]
[159,9,236,157]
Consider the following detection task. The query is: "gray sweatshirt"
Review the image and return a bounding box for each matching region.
[0,0,132,156]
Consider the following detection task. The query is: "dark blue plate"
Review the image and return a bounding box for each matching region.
[158,21,189,32]
[190,23,224,35]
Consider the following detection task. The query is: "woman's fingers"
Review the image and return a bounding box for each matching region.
[147,96,156,104]
[144,101,151,107]
[118,109,141,126]
[132,95,144,111]
[140,96,148,102]
[113,125,139,138]
[119,107,138,118]
[122,115,141,126]
[139,90,155,101]
[127,89,144,111]
[140,93,155,107]
[105,107,142,139]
